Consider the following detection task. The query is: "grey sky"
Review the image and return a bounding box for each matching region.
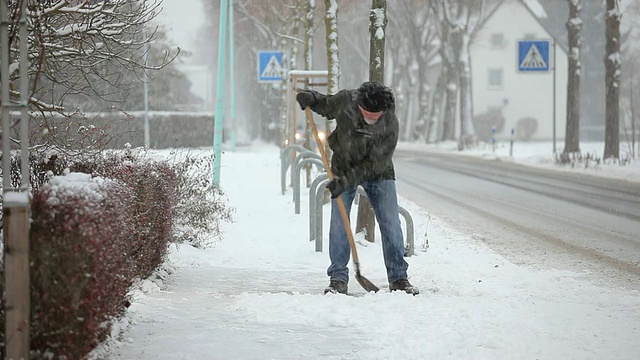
[157,0,205,52]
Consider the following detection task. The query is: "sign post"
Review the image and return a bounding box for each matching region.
[257,51,285,83]
[2,1,31,358]
[518,40,550,72]
[517,39,555,152]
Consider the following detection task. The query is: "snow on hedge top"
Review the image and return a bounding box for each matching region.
[43,170,114,208]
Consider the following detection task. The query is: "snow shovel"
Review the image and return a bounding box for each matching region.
[305,107,380,293]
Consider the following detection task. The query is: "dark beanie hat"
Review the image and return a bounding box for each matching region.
[356,81,394,112]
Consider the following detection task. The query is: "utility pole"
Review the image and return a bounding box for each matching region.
[228,0,236,152]
[143,28,150,149]
[213,0,229,186]
[2,1,31,358]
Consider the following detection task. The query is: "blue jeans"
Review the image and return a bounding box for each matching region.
[327,179,408,284]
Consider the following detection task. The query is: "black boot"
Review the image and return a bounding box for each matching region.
[324,280,348,294]
[389,279,419,295]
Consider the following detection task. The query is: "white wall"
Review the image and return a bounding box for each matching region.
[470,0,567,141]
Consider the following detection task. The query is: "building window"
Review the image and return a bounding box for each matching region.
[491,33,504,48]
[488,69,503,88]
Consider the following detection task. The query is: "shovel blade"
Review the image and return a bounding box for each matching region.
[355,271,379,293]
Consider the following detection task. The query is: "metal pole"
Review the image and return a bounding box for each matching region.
[3,1,31,358]
[1,0,11,191]
[143,29,150,149]
[228,0,236,152]
[510,128,514,157]
[553,39,557,154]
[19,0,28,188]
[213,0,229,186]
[286,71,291,147]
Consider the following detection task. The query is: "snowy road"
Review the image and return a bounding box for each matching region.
[395,149,640,291]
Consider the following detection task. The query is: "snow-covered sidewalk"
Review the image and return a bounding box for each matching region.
[99,143,640,360]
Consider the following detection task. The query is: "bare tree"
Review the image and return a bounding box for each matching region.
[563,0,582,154]
[387,0,438,142]
[220,0,301,142]
[356,0,387,244]
[604,0,621,159]
[324,0,340,96]
[430,0,458,142]
[304,0,315,71]
[445,0,484,149]
[620,0,640,158]
[0,0,178,155]
[324,0,340,140]
[29,1,175,111]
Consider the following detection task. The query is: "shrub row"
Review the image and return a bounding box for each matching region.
[29,173,137,359]
[71,152,177,279]
[1,151,177,359]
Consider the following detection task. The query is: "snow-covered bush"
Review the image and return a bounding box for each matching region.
[0,149,179,359]
[70,151,177,279]
[27,173,137,360]
[472,109,506,142]
[0,147,233,356]
[166,150,234,248]
[515,117,539,141]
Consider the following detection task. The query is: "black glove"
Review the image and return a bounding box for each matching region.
[326,176,348,199]
[296,90,318,110]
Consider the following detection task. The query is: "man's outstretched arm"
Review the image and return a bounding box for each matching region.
[296,89,350,120]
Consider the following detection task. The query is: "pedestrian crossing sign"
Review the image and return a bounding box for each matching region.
[518,40,550,72]
[258,51,285,83]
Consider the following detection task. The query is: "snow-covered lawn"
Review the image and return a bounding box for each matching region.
[94,141,640,360]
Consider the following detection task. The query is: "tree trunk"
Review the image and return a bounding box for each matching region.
[426,69,446,142]
[357,0,388,243]
[305,0,314,70]
[437,1,458,142]
[303,0,315,185]
[369,0,386,83]
[401,62,415,141]
[324,0,340,142]
[631,67,637,158]
[457,33,475,149]
[564,0,582,154]
[417,80,431,142]
[441,60,458,141]
[604,0,621,160]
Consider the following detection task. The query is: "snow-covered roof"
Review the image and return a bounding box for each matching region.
[477,0,568,53]
[523,0,547,19]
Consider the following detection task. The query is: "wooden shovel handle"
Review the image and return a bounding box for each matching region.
[305,107,361,266]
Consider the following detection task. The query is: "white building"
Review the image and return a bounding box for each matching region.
[470,0,567,141]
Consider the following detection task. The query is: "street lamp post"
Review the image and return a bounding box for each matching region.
[143,28,150,149]
[213,0,229,186]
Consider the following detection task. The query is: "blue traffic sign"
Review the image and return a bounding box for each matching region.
[518,40,550,72]
[257,51,285,82]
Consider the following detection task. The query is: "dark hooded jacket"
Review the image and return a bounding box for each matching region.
[309,89,398,187]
